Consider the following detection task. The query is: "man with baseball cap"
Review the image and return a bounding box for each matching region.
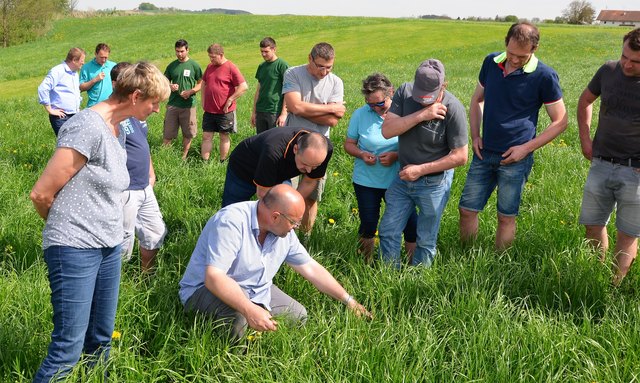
[378,59,468,267]
[458,22,567,250]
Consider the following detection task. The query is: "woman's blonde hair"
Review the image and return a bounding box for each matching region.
[112,61,170,102]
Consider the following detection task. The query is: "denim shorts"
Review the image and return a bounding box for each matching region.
[579,158,640,237]
[459,150,533,216]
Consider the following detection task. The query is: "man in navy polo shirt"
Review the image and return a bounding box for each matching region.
[458,22,568,250]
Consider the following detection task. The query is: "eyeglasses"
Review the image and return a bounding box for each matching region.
[312,59,333,72]
[277,212,302,228]
[367,100,386,108]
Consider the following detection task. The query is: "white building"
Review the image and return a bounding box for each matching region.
[596,10,640,27]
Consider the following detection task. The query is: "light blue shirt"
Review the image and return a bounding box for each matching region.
[37,61,81,114]
[347,105,400,189]
[178,201,312,309]
[80,59,116,107]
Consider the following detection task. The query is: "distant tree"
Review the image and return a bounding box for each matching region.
[553,16,567,24]
[504,15,518,23]
[138,2,158,11]
[562,0,595,24]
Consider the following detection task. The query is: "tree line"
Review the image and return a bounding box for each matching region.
[422,1,596,25]
[0,0,599,49]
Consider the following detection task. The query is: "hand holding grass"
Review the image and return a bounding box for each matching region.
[346,297,373,320]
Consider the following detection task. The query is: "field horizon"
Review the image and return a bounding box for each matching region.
[1,13,639,382]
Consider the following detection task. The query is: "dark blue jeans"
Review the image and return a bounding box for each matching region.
[48,114,74,136]
[353,182,417,241]
[221,166,256,208]
[33,245,121,383]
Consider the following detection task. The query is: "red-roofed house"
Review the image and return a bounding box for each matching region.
[596,10,640,27]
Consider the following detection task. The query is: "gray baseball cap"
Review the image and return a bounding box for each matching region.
[412,59,445,105]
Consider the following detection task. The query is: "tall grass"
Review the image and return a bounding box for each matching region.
[1,14,638,382]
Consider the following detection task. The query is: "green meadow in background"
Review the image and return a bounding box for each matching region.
[1,13,638,382]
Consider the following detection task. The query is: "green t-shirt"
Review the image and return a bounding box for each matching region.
[255,57,289,114]
[164,58,203,108]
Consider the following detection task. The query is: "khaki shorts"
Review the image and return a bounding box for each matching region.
[291,174,326,202]
[163,105,197,140]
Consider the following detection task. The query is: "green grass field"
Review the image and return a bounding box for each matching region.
[1,13,638,382]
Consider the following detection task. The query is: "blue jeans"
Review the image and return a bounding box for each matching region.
[48,114,74,136]
[221,166,257,208]
[353,182,417,241]
[458,150,533,216]
[33,245,122,383]
[379,171,453,267]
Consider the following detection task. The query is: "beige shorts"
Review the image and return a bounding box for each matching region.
[291,174,326,202]
[163,105,197,140]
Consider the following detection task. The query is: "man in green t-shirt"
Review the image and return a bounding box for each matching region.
[163,39,203,160]
[251,37,289,134]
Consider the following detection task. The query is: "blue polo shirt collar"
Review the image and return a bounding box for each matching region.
[494,52,539,73]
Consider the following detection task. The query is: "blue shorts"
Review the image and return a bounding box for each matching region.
[579,158,640,237]
[458,150,533,216]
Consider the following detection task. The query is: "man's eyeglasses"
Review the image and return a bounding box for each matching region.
[277,212,302,228]
[367,100,386,108]
[312,59,333,72]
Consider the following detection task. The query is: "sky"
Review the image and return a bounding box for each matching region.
[75,0,637,21]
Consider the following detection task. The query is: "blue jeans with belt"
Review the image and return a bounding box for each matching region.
[33,245,121,383]
[379,170,453,267]
[48,114,74,136]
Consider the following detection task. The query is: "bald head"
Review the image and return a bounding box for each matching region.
[259,184,305,237]
[297,132,328,154]
[262,184,305,214]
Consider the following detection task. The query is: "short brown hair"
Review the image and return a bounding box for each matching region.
[361,73,394,98]
[207,43,224,55]
[260,37,276,49]
[310,42,335,61]
[505,22,539,51]
[95,43,110,54]
[65,47,85,63]
[623,28,640,51]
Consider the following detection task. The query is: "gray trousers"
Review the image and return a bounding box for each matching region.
[185,284,307,340]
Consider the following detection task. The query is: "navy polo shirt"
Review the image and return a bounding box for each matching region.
[121,118,150,190]
[480,52,563,153]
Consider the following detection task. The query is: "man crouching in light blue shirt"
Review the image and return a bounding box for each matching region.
[179,184,371,340]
